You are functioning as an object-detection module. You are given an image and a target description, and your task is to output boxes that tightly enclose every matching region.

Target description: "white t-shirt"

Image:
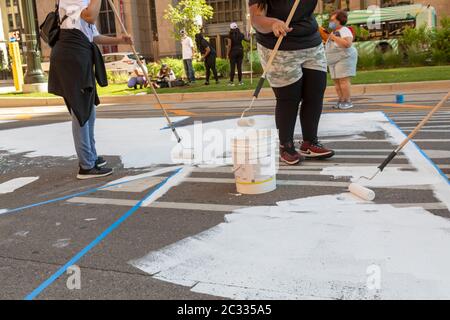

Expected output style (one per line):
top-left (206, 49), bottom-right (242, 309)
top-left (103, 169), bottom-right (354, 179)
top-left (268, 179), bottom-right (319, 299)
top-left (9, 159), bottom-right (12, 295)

top-left (332, 26), bottom-right (353, 48)
top-left (59, 0), bottom-right (100, 42)
top-left (181, 36), bottom-right (194, 60)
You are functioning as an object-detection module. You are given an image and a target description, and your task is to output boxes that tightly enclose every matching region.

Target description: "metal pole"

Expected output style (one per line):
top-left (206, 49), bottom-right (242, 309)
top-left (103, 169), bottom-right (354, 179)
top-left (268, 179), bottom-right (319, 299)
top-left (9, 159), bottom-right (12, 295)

top-left (20, 0), bottom-right (46, 86)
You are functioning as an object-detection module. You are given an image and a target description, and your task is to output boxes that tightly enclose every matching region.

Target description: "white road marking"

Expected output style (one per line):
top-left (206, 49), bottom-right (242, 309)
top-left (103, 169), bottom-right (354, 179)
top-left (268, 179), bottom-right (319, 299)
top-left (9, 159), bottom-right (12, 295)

top-left (0, 177), bottom-right (39, 194)
top-left (322, 139), bottom-right (450, 143)
top-left (181, 177), bottom-right (432, 190)
top-left (104, 176), bottom-right (165, 193)
top-left (68, 197), bottom-right (247, 212)
top-left (68, 197), bottom-right (447, 212)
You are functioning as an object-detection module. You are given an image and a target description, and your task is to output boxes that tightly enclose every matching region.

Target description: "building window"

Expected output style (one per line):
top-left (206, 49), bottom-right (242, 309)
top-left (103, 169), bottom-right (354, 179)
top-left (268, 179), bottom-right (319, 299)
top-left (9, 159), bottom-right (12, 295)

top-left (99, 0), bottom-right (118, 53)
top-left (149, 0), bottom-right (158, 40)
top-left (208, 0), bottom-right (243, 24)
top-left (8, 14), bottom-right (14, 29)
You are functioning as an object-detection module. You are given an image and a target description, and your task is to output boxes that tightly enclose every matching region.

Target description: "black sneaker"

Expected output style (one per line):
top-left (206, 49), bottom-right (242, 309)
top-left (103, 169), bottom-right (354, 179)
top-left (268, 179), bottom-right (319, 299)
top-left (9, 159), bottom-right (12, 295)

top-left (96, 157), bottom-right (107, 168)
top-left (205, 81), bottom-right (210, 85)
top-left (77, 166), bottom-right (113, 180)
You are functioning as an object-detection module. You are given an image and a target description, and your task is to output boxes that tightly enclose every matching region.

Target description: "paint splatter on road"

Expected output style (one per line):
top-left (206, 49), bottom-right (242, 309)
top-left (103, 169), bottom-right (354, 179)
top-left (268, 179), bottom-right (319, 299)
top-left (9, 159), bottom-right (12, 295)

top-left (131, 193), bottom-right (450, 300)
top-left (0, 177), bottom-right (39, 194)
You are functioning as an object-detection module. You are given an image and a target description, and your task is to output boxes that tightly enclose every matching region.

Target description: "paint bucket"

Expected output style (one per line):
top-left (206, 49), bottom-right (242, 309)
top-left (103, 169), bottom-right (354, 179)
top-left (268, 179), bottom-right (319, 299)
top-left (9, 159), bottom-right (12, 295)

top-left (396, 94), bottom-right (405, 104)
top-left (231, 129), bottom-right (278, 195)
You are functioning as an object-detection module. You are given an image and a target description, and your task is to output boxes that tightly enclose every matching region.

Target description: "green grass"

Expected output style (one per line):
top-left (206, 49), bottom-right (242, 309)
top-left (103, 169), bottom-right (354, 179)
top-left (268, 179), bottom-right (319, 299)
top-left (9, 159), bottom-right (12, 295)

top-left (1, 65), bottom-right (449, 98)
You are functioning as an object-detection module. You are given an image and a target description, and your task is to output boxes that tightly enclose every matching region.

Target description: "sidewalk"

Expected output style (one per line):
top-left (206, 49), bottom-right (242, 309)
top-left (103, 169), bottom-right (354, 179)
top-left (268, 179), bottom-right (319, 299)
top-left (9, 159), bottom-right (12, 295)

top-left (0, 80), bottom-right (449, 108)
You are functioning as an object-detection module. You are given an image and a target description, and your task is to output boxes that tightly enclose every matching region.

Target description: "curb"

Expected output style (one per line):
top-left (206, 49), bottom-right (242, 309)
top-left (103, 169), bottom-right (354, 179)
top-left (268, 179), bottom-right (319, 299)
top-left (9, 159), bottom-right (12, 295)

top-left (0, 80), bottom-right (449, 108)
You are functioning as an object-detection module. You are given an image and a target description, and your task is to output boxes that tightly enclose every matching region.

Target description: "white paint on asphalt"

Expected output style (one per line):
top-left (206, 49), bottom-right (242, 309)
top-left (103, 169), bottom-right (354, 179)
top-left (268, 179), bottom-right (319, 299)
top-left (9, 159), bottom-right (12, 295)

top-left (131, 193), bottom-right (450, 300)
top-left (0, 118), bottom-right (188, 168)
top-left (321, 166), bottom-right (441, 188)
top-left (0, 177), bottom-right (39, 194)
top-left (0, 209), bottom-right (6, 215)
top-left (131, 112), bottom-right (450, 300)
top-left (0, 112), bottom-right (400, 168)
top-left (140, 166), bottom-right (193, 207)
top-left (321, 113), bottom-right (450, 209)
top-left (52, 239), bottom-right (71, 249)
top-left (14, 231), bottom-right (30, 237)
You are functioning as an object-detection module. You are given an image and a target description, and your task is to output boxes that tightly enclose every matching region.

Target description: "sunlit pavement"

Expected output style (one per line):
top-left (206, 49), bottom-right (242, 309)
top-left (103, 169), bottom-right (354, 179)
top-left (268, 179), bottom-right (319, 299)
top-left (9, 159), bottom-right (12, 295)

top-left (0, 90), bottom-right (449, 299)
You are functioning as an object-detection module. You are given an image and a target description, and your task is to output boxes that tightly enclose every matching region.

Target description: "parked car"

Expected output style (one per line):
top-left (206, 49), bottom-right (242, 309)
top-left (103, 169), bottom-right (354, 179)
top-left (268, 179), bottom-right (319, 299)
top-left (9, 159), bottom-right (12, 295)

top-left (103, 52), bottom-right (143, 73)
top-left (41, 52), bottom-right (144, 74)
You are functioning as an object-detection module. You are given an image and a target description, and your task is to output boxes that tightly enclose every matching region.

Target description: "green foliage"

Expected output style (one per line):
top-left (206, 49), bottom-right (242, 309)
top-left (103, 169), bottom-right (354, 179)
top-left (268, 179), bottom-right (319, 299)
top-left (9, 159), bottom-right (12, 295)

top-left (399, 25), bottom-right (432, 51)
top-left (164, 0), bottom-right (214, 40)
top-left (106, 70), bottom-right (130, 84)
top-left (357, 49), bottom-right (404, 70)
top-left (353, 25), bottom-right (370, 42)
top-left (216, 58), bottom-right (230, 77)
top-left (430, 16), bottom-right (450, 65)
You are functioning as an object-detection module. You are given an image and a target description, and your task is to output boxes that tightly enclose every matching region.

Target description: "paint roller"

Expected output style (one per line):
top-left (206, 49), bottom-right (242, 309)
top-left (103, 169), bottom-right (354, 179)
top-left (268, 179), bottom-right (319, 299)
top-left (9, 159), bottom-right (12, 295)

top-left (106, 0), bottom-right (194, 161)
top-left (349, 91), bottom-right (450, 201)
top-left (238, 0), bottom-right (301, 127)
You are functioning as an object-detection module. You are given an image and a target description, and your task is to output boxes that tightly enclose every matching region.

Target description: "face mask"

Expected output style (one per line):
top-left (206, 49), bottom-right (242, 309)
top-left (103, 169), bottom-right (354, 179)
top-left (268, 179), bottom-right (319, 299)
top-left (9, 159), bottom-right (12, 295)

top-left (329, 22), bottom-right (337, 30)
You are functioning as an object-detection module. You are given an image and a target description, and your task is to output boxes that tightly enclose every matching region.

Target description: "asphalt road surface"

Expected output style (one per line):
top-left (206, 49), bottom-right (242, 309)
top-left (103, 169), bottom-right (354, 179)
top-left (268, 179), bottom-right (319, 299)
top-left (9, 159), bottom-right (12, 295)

top-left (0, 90), bottom-right (449, 300)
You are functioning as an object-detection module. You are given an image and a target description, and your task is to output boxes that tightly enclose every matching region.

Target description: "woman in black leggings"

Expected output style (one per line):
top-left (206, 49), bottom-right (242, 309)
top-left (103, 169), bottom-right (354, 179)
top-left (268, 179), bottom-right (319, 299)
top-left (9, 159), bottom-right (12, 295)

top-left (227, 23), bottom-right (246, 86)
top-left (195, 33), bottom-right (219, 85)
top-left (249, 0), bottom-right (335, 165)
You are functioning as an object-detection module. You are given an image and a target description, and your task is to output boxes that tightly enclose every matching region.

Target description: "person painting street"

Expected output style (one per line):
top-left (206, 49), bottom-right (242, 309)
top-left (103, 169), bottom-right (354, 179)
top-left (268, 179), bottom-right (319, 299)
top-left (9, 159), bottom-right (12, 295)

top-left (249, 0), bottom-right (335, 165)
top-left (226, 22), bottom-right (247, 86)
top-left (195, 32), bottom-right (219, 85)
top-left (48, 0), bottom-right (132, 180)
top-left (325, 10), bottom-right (358, 110)
top-left (180, 29), bottom-right (196, 84)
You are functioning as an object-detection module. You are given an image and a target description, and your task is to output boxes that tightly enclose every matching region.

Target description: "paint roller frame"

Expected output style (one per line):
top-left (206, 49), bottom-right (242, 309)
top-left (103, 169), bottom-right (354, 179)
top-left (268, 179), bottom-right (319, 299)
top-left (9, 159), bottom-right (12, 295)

top-left (238, 0), bottom-right (301, 127)
top-left (106, 0), bottom-right (194, 161)
top-left (349, 91), bottom-right (450, 201)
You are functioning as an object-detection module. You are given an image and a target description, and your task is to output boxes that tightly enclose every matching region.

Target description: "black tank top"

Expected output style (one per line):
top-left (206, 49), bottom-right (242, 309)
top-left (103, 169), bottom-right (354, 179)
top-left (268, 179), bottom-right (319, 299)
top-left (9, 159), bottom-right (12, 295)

top-left (229, 31), bottom-right (245, 51)
top-left (248, 0), bottom-right (322, 51)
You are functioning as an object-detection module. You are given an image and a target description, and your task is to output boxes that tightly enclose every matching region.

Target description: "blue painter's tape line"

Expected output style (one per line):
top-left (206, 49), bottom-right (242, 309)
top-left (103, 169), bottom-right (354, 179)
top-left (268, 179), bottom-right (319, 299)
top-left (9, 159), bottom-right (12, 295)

top-left (2, 166), bottom-right (182, 216)
top-left (24, 167), bottom-right (183, 301)
top-left (382, 112), bottom-right (449, 185)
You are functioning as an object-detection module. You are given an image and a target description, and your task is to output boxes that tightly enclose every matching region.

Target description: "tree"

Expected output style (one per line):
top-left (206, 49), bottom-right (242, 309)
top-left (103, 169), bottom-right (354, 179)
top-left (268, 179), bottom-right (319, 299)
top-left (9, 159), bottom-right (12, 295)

top-left (164, 0), bottom-right (214, 41)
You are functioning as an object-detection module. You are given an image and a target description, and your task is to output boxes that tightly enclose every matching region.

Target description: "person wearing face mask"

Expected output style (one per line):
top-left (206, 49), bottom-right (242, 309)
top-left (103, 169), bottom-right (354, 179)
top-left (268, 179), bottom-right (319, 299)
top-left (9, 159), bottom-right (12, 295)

top-left (325, 10), bottom-right (358, 110)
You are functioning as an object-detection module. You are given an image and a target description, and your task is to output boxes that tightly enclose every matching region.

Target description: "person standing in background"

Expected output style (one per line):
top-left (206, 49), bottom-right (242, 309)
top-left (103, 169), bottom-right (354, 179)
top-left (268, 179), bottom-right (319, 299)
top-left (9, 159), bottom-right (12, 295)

top-left (326, 10), bottom-right (358, 110)
top-left (180, 30), bottom-right (196, 83)
top-left (226, 22), bottom-right (246, 86)
top-left (195, 33), bottom-right (219, 85)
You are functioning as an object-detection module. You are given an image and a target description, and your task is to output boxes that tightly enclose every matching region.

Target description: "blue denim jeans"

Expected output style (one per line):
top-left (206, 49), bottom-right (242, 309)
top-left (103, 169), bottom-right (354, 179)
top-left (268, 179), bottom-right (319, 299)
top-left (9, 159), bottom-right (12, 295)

top-left (183, 59), bottom-right (196, 82)
top-left (71, 106), bottom-right (98, 170)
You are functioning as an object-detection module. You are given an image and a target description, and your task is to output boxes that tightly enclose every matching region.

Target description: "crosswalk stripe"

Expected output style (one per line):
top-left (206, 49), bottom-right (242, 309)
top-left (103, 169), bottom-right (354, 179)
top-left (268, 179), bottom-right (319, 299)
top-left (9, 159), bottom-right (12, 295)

top-left (280, 163), bottom-right (413, 168)
top-left (322, 139), bottom-right (450, 143)
top-left (67, 197), bottom-right (447, 212)
top-left (194, 167), bottom-right (416, 176)
top-left (68, 197), bottom-right (246, 212)
top-left (182, 177), bottom-right (432, 190)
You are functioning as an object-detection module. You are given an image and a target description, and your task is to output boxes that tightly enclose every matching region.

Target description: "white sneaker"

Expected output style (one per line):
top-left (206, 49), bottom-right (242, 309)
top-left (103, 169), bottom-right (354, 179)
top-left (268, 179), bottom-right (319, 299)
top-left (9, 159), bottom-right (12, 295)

top-left (339, 101), bottom-right (354, 110)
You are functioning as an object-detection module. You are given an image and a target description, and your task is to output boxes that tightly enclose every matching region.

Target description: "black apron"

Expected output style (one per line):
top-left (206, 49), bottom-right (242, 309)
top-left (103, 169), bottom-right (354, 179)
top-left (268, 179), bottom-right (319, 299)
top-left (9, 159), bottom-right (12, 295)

top-left (48, 29), bottom-right (108, 127)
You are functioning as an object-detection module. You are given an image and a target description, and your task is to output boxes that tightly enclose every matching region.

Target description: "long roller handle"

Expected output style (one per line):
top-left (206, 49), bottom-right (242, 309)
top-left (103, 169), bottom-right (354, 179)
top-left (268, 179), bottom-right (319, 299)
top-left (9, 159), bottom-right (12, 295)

top-left (251, 0), bottom-right (301, 99)
top-left (378, 91), bottom-right (450, 172)
top-left (107, 0), bottom-right (182, 143)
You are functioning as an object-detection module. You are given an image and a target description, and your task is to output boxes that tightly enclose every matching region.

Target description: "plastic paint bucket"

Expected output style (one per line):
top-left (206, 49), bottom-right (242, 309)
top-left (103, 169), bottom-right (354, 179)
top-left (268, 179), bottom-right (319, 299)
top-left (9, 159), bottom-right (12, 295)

top-left (396, 94), bottom-right (405, 104)
top-left (231, 129), bottom-right (278, 195)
